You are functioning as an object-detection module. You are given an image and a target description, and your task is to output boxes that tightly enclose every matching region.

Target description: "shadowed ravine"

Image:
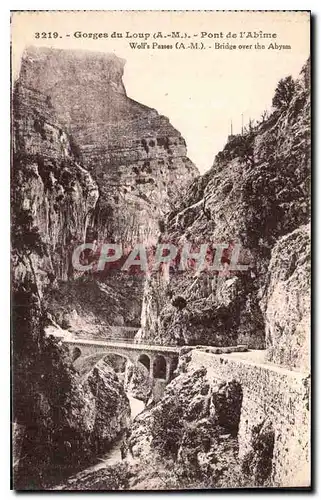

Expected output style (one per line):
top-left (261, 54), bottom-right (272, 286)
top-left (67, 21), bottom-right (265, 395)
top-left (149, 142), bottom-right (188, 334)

top-left (53, 396), bottom-right (145, 490)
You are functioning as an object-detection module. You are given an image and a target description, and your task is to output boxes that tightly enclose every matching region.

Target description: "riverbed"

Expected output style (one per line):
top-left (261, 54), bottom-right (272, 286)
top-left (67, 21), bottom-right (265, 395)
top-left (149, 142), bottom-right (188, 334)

top-left (93, 395), bottom-right (144, 467)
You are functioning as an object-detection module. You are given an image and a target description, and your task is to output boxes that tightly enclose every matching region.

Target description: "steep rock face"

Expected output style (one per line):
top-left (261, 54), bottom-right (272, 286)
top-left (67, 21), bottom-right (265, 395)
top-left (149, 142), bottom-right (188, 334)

top-left (125, 362), bottom-right (152, 403)
top-left (19, 46), bottom-right (198, 244)
top-left (167, 59), bottom-right (310, 247)
top-left (128, 356), bottom-right (245, 489)
top-left (141, 272), bottom-right (259, 347)
top-left (80, 358), bottom-right (131, 447)
top-left (14, 46), bottom-right (197, 334)
top-left (260, 225), bottom-right (310, 371)
top-left (12, 81), bottom-right (134, 335)
top-left (140, 60), bottom-right (310, 350)
top-left (47, 274), bottom-right (143, 337)
top-left (12, 280), bottom-right (131, 490)
top-left (12, 46), bottom-right (198, 487)
top-left (11, 79), bottom-right (130, 488)
top-left (129, 347), bottom-right (310, 488)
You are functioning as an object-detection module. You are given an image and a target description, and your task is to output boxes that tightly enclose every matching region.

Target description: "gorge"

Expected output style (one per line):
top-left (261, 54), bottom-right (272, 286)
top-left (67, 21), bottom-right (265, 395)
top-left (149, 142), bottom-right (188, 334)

top-left (11, 47), bottom-right (310, 490)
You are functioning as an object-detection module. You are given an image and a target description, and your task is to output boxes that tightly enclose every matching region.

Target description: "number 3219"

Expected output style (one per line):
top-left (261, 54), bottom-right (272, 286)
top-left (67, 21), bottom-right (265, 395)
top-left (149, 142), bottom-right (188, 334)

top-left (34, 32), bottom-right (59, 39)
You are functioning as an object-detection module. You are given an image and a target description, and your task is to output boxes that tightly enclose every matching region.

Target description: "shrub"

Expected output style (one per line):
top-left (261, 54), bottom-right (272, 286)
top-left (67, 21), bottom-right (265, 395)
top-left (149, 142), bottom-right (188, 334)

top-left (171, 296), bottom-right (187, 310)
top-left (272, 76), bottom-right (295, 110)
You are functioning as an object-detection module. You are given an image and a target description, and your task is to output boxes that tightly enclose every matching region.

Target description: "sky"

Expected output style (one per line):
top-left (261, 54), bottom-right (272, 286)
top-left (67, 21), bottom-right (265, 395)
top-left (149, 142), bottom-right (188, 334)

top-left (11, 11), bottom-right (310, 173)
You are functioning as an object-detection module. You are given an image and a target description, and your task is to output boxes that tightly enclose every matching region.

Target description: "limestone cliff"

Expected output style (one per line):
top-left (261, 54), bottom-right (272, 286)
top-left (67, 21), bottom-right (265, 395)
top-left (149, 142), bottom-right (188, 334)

top-left (12, 46), bottom-right (310, 490)
top-left (126, 59), bottom-right (311, 490)
top-left (19, 46), bottom-right (198, 244)
top-left (12, 82), bottom-right (99, 286)
top-left (12, 82), bottom-right (132, 488)
top-left (12, 278), bottom-right (131, 490)
top-left (140, 60), bottom-right (310, 361)
top-left (128, 347), bottom-right (309, 488)
top-left (14, 46), bottom-right (197, 335)
top-left (260, 224), bottom-right (310, 371)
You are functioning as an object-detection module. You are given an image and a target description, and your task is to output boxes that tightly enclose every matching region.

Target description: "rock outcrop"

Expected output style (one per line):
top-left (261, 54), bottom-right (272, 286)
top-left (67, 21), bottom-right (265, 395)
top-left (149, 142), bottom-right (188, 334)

top-left (12, 280), bottom-right (131, 490)
top-left (140, 59), bottom-right (310, 352)
top-left (128, 355), bottom-right (246, 489)
top-left (12, 47), bottom-right (310, 490)
top-left (80, 358), bottom-right (131, 447)
top-left (260, 224), bottom-right (310, 371)
top-left (125, 60), bottom-right (311, 489)
top-left (13, 46), bottom-right (198, 335)
top-left (128, 346), bottom-right (310, 488)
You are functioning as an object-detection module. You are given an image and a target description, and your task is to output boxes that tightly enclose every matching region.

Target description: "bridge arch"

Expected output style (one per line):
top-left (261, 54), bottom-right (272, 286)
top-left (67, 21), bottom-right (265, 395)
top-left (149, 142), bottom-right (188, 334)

top-left (153, 354), bottom-right (167, 380)
top-left (137, 353), bottom-right (151, 373)
top-left (102, 353), bottom-right (128, 374)
top-left (62, 339), bottom-right (180, 385)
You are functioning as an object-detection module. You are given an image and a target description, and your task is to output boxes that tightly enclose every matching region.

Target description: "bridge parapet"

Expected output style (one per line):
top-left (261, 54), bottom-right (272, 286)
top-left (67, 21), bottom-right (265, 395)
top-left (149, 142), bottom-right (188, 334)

top-left (62, 338), bottom-right (181, 383)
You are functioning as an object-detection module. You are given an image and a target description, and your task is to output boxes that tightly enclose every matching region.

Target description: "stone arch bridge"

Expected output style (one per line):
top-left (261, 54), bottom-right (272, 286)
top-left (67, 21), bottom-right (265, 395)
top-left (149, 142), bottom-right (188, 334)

top-left (62, 338), bottom-right (181, 383)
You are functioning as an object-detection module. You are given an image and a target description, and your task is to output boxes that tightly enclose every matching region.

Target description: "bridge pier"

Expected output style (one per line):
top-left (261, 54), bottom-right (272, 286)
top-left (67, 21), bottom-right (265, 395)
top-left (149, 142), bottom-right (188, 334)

top-left (165, 358), bottom-right (172, 382)
top-left (149, 355), bottom-right (155, 380)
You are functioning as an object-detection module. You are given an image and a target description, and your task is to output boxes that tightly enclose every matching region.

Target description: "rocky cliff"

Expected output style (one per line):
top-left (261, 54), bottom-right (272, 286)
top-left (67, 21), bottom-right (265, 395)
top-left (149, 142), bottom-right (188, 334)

top-left (12, 279), bottom-right (131, 490)
top-left (140, 60), bottom-right (310, 366)
top-left (58, 60), bottom-right (310, 490)
top-left (54, 343), bottom-right (310, 490)
top-left (125, 60), bottom-right (311, 489)
top-left (14, 46), bottom-right (197, 335)
top-left (12, 46), bottom-right (198, 489)
top-left (12, 47), bottom-right (310, 490)
top-left (12, 82), bottom-right (99, 285)
top-left (11, 88), bottom-right (132, 488)
top-left (261, 224), bottom-right (310, 371)
top-left (128, 347), bottom-right (310, 489)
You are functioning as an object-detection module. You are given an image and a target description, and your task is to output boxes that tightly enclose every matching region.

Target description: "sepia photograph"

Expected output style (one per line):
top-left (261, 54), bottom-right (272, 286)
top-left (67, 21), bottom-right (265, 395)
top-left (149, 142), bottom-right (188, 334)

top-left (10, 10), bottom-right (311, 491)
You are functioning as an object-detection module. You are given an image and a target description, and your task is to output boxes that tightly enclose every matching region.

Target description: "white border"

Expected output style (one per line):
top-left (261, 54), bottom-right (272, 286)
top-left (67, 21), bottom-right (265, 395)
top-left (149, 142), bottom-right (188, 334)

top-left (2, 1), bottom-right (319, 497)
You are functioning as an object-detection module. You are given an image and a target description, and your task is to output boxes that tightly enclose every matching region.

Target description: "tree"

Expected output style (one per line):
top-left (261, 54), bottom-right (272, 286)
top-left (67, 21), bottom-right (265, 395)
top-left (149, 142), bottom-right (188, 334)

top-left (272, 76), bottom-right (295, 110)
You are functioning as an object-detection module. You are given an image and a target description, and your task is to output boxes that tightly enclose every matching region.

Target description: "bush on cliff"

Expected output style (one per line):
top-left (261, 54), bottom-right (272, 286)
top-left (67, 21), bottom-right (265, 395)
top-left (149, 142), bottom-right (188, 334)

top-left (272, 75), bottom-right (296, 110)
